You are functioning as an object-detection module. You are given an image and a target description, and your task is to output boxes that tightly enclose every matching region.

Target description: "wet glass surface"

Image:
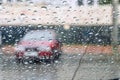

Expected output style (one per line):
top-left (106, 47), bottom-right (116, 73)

top-left (0, 0), bottom-right (120, 80)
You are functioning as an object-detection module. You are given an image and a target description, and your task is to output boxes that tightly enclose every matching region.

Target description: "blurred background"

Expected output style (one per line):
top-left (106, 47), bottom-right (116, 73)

top-left (0, 1), bottom-right (120, 80)
top-left (0, 0), bottom-right (117, 54)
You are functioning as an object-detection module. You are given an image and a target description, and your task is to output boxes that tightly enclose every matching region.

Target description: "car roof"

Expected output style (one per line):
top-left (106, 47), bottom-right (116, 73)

top-left (28, 29), bottom-right (55, 34)
top-left (22, 29), bottom-right (57, 40)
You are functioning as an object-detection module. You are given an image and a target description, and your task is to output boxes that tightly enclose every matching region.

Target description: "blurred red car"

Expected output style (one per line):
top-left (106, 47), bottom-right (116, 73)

top-left (14, 29), bottom-right (62, 63)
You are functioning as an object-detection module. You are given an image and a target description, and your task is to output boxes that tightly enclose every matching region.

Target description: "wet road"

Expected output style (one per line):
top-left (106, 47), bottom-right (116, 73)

top-left (0, 53), bottom-right (120, 80)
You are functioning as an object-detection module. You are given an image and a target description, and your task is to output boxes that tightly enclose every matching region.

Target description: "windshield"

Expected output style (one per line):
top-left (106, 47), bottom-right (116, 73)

top-left (0, 0), bottom-right (120, 80)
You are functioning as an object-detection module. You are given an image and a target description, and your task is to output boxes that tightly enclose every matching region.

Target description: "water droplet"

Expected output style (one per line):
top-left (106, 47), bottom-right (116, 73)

top-left (41, 6), bottom-right (47, 10)
top-left (37, 24), bottom-right (42, 27)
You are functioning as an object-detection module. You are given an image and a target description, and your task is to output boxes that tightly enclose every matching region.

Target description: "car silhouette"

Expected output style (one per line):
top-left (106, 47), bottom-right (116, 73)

top-left (14, 29), bottom-right (62, 63)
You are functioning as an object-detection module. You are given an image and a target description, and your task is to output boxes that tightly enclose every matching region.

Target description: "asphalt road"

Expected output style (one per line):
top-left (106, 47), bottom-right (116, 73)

top-left (0, 53), bottom-right (120, 80)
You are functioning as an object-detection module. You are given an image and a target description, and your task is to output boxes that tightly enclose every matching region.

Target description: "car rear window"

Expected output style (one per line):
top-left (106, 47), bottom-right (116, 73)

top-left (22, 30), bottom-right (56, 41)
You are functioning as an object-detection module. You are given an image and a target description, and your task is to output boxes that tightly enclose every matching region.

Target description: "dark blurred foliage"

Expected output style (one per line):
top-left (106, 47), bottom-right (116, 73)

top-left (78, 0), bottom-right (112, 6)
top-left (0, 25), bottom-right (112, 45)
top-left (99, 0), bottom-right (112, 4)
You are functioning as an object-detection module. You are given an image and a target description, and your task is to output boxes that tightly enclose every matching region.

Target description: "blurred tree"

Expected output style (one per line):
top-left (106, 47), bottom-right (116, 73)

top-left (99, 0), bottom-right (112, 4)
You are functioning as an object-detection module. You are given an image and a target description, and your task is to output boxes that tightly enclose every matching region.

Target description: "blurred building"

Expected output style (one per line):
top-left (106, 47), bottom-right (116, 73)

top-left (0, 0), bottom-right (99, 6)
top-left (0, 0), bottom-right (114, 26)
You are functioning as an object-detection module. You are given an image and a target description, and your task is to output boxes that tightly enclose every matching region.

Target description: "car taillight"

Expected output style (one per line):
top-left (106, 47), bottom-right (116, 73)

top-left (38, 51), bottom-right (52, 56)
top-left (50, 40), bottom-right (59, 49)
top-left (16, 51), bottom-right (24, 58)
